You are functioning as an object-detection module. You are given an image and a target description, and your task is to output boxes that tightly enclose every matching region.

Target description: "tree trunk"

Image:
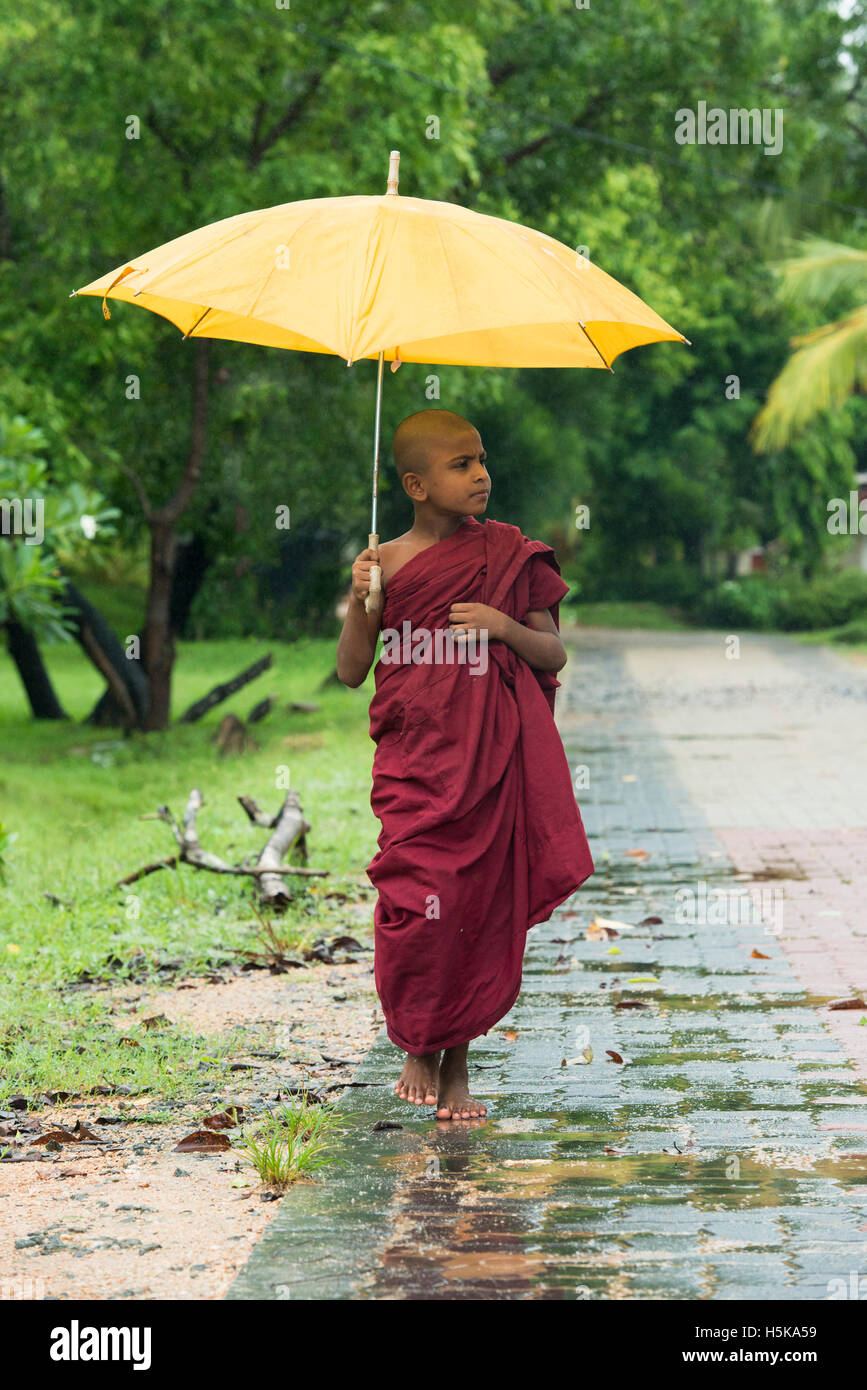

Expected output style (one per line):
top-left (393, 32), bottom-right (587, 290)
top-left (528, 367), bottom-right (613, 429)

top-left (171, 531), bottom-right (211, 636)
top-left (142, 339), bottom-right (211, 731)
top-left (61, 580), bottom-right (149, 729)
top-left (143, 516), bottom-right (178, 731)
top-left (86, 532), bottom-right (212, 727)
top-left (4, 620), bottom-right (69, 719)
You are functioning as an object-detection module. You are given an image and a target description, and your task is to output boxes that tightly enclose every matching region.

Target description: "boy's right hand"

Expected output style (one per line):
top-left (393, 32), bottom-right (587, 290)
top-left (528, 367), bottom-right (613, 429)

top-left (350, 547), bottom-right (381, 603)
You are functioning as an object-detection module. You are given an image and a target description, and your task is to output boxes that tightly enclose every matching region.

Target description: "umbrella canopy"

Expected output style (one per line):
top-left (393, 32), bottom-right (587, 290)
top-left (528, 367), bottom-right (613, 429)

top-left (73, 191), bottom-right (687, 371)
top-left (73, 151), bottom-right (689, 614)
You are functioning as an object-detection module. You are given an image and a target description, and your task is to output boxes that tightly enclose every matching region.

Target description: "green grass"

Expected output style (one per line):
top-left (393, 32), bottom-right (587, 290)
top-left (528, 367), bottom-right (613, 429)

top-left (562, 600), bottom-right (691, 630)
top-left (238, 1085), bottom-right (343, 1188)
top-left (0, 635), bottom-right (379, 1103)
top-left (793, 625), bottom-right (867, 655)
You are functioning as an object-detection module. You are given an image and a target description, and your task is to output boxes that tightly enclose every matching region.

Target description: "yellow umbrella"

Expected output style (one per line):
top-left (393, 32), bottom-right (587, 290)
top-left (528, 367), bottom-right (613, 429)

top-left (72, 150), bottom-right (689, 611)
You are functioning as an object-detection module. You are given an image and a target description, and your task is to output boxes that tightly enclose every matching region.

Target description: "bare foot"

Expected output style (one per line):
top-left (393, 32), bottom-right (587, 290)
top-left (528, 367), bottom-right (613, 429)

top-left (436, 1042), bottom-right (488, 1120)
top-left (395, 1051), bottom-right (440, 1106)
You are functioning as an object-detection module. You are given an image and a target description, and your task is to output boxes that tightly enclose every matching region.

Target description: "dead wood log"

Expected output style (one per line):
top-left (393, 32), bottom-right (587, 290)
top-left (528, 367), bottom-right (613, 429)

top-left (177, 653), bottom-right (272, 724)
top-left (118, 787), bottom-right (325, 907)
top-left (211, 713), bottom-right (259, 756)
top-left (247, 695), bottom-right (274, 724)
top-left (253, 790), bottom-right (312, 908)
top-left (237, 795), bottom-right (276, 828)
top-left (238, 794), bottom-right (309, 863)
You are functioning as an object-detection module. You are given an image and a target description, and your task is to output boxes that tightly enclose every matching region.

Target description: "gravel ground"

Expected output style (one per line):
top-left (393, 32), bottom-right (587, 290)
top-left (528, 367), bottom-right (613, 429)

top-left (1, 957), bottom-right (382, 1300)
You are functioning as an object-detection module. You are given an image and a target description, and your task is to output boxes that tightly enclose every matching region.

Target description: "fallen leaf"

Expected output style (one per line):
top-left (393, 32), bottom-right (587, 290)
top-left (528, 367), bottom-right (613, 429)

top-left (372, 1120), bottom-right (402, 1131)
top-left (627, 976), bottom-right (659, 983)
top-left (173, 1130), bottom-right (231, 1153)
top-left (625, 849), bottom-right (649, 859)
top-left (29, 1128), bottom-right (78, 1146)
top-left (615, 1000), bottom-right (650, 1010)
top-left (72, 1121), bottom-right (102, 1141)
top-left (586, 922), bottom-right (617, 941)
top-left (640, 915), bottom-right (663, 925)
top-left (606, 946), bottom-right (622, 955)
top-left (503, 1030), bottom-right (518, 1043)
top-left (591, 915), bottom-right (636, 933)
top-left (142, 1014), bottom-right (170, 1030)
top-left (828, 997), bottom-right (866, 1011)
top-left (203, 1108), bottom-right (245, 1130)
top-left (605, 1050), bottom-right (624, 1064)
top-left (749, 948), bottom-right (771, 959)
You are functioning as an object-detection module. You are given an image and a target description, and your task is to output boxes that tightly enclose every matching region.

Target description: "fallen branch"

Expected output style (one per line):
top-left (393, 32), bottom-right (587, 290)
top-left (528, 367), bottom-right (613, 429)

top-left (177, 653), bottom-right (273, 724)
top-left (118, 787), bottom-right (325, 906)
top-left (117, 855), bottom-right (180, 886)
top-left (254, 789), bottom-right (311, 907)
top-left (247, 696), bottom-right (274, 724)
top-left (237, 794), bottom-right (308, 863)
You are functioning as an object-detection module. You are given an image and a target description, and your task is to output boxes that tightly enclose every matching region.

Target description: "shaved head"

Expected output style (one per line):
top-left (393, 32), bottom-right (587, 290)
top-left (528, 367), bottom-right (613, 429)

top-left (393, 410), bottom-right (478, 481)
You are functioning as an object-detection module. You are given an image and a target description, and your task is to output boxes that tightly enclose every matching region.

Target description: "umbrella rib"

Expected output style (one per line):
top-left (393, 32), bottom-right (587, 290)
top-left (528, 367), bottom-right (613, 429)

top-left (577, 321), bottom-right (614, 373)
top-left (183, 307), bottom-right (213, 339)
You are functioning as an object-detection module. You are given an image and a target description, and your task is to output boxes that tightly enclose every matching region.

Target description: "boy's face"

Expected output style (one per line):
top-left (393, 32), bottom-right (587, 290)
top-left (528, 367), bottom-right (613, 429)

top-left (405, 427), bottom-right (491, 515)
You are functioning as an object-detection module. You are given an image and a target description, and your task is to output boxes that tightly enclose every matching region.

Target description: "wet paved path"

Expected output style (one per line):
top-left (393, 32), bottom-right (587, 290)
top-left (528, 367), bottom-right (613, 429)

top-left (229, 629), bottom-right (867, 1300)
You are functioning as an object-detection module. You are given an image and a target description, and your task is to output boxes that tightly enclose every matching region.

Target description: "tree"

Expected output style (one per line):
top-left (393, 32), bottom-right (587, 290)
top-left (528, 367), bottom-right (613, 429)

top-left (750, 238), bottom-right (867, 451)
top-left (0, 412), bottom-right (121, 717)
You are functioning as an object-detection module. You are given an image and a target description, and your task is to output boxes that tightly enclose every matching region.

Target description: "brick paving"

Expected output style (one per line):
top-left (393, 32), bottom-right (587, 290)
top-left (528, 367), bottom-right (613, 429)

top-left (229, 627), bottom-right (867, 1301)
top-left (584, 629), bottom-right (867, 1078)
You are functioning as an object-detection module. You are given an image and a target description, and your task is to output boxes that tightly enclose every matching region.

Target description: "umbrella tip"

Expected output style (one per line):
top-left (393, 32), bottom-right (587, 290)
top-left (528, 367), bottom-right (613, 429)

top-left (387, 150), bottom-right (400, 196)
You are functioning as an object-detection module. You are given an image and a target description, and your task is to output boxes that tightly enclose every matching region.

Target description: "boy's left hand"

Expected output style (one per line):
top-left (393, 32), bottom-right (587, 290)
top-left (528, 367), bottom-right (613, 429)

top-left (448, 602), bottom-right (507, 642)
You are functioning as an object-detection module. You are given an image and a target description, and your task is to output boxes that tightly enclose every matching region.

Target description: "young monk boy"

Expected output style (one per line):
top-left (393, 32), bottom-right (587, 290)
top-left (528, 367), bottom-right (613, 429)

top-left (337, 409), bottom-right (594, 1120)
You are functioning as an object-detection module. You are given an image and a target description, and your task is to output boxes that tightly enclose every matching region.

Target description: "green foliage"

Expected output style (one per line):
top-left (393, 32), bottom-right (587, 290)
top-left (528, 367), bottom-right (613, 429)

top-left (0, 410), bottom-right (119, 636)
top-left (830, 618), bottom-right (867, 644)
top-left (697, 576), bottom-right (780, 630)
top-left (696, 567), bottom-right (867, 631)
top-left (1, 0), bottom-right (866, 630)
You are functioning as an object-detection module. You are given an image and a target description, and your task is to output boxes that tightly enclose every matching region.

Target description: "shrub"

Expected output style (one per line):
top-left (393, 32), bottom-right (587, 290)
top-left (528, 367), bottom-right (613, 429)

top-left (696, 576), bottom-right (778, 630)
top-left (830, 618), bottom-right (867, 644)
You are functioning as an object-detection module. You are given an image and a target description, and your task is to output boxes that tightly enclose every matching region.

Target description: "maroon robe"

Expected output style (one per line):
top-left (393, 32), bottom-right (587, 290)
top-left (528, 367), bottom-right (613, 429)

top-left (365, 515), bottom-right (594, 1054)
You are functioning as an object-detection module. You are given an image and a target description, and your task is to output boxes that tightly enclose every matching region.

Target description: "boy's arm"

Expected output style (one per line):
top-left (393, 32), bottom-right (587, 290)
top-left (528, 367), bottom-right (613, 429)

top-left (337, 547), bottom-right (383, 687)
top-left (449, 603), bottom-right (567, 673)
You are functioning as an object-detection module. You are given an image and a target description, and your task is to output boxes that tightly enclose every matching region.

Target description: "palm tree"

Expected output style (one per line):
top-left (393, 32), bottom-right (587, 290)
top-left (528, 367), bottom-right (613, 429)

top-left (750, 237), bottom-right (867, 453)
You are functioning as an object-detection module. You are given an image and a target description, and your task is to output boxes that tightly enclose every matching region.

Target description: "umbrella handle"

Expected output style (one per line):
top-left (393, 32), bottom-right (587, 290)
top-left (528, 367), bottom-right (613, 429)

top-left (364, 531), bottom-right (382, 616)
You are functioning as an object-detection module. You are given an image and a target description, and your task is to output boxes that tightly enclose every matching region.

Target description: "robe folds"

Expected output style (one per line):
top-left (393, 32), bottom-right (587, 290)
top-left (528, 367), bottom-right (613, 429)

top-left (365, 514), bottom-right (594, 1054)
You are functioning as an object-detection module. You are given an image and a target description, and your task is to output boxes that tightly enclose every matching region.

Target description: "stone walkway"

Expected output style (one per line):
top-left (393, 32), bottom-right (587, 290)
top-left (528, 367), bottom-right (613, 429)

top-left (228, 628), bottom-right (867, 1301)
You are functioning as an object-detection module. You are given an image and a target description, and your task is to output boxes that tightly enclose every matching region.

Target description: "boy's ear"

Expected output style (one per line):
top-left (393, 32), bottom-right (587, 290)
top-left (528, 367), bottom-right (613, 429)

top-left (402, 472), bottom-right (427, 501)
